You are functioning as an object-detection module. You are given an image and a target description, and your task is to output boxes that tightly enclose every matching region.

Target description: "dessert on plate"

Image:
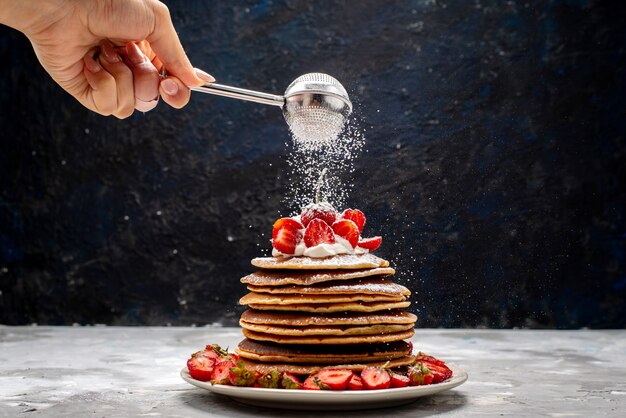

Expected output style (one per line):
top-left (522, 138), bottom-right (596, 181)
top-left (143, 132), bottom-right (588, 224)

top-left (186, 201), bottom-right (454, 390)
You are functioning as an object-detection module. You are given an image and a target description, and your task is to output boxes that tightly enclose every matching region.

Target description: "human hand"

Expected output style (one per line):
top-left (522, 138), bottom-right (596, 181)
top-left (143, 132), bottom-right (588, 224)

top-left (0, 0), bottom-right (214, 118)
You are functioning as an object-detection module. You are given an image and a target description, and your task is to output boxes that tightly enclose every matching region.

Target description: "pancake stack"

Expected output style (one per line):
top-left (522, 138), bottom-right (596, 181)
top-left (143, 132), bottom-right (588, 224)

top-left (235, 253), bottom-right (417, 375)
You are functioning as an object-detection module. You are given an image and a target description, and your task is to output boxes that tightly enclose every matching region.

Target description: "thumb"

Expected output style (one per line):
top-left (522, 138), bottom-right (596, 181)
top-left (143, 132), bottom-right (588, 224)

top-left (146, 2), bottom-right (211, 87)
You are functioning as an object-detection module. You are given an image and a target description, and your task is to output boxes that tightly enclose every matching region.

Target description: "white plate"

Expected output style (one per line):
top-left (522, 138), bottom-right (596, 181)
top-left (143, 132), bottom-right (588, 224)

top-left (180, 365), bottom-right (468, 411)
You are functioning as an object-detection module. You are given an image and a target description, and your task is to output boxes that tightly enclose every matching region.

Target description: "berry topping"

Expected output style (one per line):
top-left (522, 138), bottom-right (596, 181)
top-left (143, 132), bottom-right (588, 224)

top-left (271, 218), bottom-right (303, 254)
top-left (301, 202), bottom-right (337, 227)
top-left (358, 236), bottom-right (382, 251)
top-left (348, 374), bottom-right (364, 390)
top-left (316, 369), bottom-right (353, 390)
top-left (281, 372), bottom-right (303, 390)
top-left (341, 209), bottom-right (366, 232)
top-left (303, 218), bottom-right (336, 247)
top-left (331, 219), bottom-right (359, 248)
top-left (186, 354), bottom-right (215, 382)
top-left (361, 366), bottom-right (391, 390)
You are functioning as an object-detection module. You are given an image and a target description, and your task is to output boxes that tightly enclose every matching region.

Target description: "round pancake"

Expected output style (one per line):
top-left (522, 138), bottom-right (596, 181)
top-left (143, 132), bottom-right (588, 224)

top-left (239, 292), bottom-right (405, 306)
top-left (242, 328), bottom-right (414, 344)
top-left (240, 309), bottom-right (418, 326)
top-left (251, 254), bottom-right (390, 270)
top-left (246, 277), bottom-right (410, 298)
top-left (239, 356), bottom-right (417, 375)
top-left (240, 267), bottom-right (395, 287)
top-left (240, 320), bottom-right (415, 336)
top-left (247, 300), bottom-right (411, 313)
top-left (236, 338), bottom-right (412, 364)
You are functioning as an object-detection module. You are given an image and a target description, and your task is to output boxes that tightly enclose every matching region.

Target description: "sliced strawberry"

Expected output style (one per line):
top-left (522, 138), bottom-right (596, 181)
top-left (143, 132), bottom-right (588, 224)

top-left (316, 369), bottom-right (353, 390)
top-left (332, 220), bottom-right (359, 248)
top-left (361, 366), bottom-right (391, 390)
top-left (408, 362), bottom-right (434, 386)
top-left (301, 202), bottom-right (337, 227)
top-left (414, 352), bottom-right (453, 382)
top-left (348, 374), bottom-right (364, 390)
top-left (303, 374), bottom-right (326, 390)
top-left (281, 372), bottom-right (303, 390)
top-left (422, 362), bottom-right (452, 383)
top-left (228, 360), bottom-right (260, 387)
top-left (257, 368), bottom-right (281, 388)
top-left (358, 236), bottom-right (382, 251)
top-left (341, 209), bottom-right (366, 232)
top-left (303, 218), bottom-right (335, 247)
top-left (210, 360), bottom-right (235, 385)
top-left (389, 372), bottom-right (410, 388)
top-left (202, 344), bottom-right (231, 362)
top-left (416, 352), bottom-right (447, 367)
top-left (272, 217), bottom-right (303, 254)
top-left (187, 355), bottom-right (215, 382)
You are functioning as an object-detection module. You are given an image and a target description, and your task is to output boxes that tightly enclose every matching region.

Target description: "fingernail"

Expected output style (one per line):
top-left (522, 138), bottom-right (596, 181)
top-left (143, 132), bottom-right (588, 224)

top-left (126, 42), bottom-right (146, 65)
top-left (84, 55), bottom-right (102, 73)
top-left (161, 79), bottom-right (179, 96)
top-left (195, 68), bottom-right (215, 83)
top-left (101, 41), bottom-right (121, 64)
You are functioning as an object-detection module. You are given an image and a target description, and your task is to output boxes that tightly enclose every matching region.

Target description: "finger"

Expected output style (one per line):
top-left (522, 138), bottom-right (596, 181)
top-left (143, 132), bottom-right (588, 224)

top-left (99, 40), bottom-right (135, 119)
top-left (82, 52), bottom-right (119, 116)
top-left (159, 76), bottom-right (191, 109)
top-left (135, 96), bottom-right (159, 113)
top-left (124, 42), bottom-right (160, 111)
top-left (147, 1), bottom-right (215, 87)
top-left (136, 40), bottom-right (156, 60)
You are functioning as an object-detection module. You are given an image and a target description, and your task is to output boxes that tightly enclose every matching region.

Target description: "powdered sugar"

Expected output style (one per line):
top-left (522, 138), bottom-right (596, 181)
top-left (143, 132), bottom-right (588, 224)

top-left (282, 117), bottom-right (365, 213)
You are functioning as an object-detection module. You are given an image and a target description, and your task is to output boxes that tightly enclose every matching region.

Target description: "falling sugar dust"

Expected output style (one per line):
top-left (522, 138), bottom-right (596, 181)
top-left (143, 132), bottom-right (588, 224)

top-left (281, 117), bottom-right (365, 213)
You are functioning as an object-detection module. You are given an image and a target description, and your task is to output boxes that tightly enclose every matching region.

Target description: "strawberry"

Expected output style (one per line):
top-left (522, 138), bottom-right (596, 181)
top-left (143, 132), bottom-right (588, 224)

top-left (331, 220), bottom-right (359, 248)
top-left (228, 360), bottom-right (260, 387)
top-left (341, 209), bottom-right (366, 232)
top-left (202, 344), bottom-right (231, 362)
top-left (416, 352), bottom-right (447, 367)
top-left (303, 218), bottom-right (335, 247)
top-left (272, 217), bottom-right (303, 254)
top-left (187, 354), bottom-right (215, 382)
top-left (408, 362), bottom-right (434, 386)
top-left (348, 374), bottom-right (364, 390)
top-left (422, 362), bottom-right (452, 383)
top-left (358, 236), bottom-right (382, 251)
top-left (303, 374), bottom-right (327, 390)
top-left (281, 372), bottom-right (303, 390)
top-left (316, 369), bottom-right (353, 390)
top-left (360, 366), bottom-right (391, 390)
top-left (301, 202), bottom-right (337, 227)
top-left (257, 368), bottom-right (281, 388)
top-left (414, 352), bottom-right (453, 382)
top-left (210, 360), bottom-right (235, 385)
top-left (389, 372), bottom-right (410, 388)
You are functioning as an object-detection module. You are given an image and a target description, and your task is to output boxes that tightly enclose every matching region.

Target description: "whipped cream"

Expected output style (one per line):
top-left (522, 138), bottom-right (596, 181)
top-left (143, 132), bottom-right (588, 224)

top-left (272, 231), bottom-right (369, 258)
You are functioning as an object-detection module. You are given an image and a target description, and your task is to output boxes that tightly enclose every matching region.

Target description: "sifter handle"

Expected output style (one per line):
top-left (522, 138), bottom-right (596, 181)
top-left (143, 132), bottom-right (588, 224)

top-left (190, 83), bottom-right (285, 107)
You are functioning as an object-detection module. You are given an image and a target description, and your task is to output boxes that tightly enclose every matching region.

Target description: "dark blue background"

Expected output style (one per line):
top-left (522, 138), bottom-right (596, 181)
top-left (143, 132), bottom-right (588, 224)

top-left (1, 0), bottom-right (624, 328)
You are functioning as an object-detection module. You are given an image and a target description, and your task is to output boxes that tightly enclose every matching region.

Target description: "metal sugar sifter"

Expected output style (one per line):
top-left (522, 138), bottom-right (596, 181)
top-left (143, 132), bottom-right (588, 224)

top-left (189, 73), bottom-right (352, 143)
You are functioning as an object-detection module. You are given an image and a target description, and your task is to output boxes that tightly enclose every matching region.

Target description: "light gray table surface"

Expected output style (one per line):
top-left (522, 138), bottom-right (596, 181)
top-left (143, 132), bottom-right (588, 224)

top-left (0, 326), bottom-right (624, 417)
